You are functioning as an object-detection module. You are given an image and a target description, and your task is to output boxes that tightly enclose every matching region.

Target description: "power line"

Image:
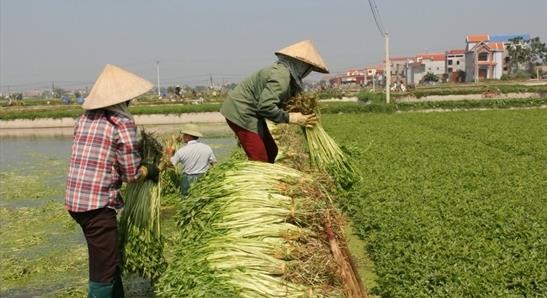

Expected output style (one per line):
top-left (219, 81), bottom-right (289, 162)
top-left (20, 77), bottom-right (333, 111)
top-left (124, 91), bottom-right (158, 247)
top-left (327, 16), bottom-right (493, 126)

top-left (367, 0), bottom-right (386, 37)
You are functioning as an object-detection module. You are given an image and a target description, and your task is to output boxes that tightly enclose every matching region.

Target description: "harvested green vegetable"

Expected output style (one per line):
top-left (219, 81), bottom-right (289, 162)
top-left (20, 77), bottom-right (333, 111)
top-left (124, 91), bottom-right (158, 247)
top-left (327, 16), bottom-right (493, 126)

top-left (285, 93), bottom-right (360, 189)
top-left (119, 129), bottom-right (166, 281)
top-left (159, 134), bottom-right (182, 205)
top-left (155, 160), bottom-right (345, 297)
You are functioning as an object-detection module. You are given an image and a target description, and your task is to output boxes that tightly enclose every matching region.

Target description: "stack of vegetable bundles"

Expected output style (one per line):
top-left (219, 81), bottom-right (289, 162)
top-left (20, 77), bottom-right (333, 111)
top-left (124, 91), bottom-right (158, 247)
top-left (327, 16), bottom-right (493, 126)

top-left (119, 129), bottom-right (166, 281)
top-left (155, 160), bottom-right (356, 297)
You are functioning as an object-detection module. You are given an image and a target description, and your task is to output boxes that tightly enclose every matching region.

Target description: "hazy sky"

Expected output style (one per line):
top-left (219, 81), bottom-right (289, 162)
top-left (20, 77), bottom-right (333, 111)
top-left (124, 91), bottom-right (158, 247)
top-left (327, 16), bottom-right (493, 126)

top-left (1, 0), bottom-right (546, 91)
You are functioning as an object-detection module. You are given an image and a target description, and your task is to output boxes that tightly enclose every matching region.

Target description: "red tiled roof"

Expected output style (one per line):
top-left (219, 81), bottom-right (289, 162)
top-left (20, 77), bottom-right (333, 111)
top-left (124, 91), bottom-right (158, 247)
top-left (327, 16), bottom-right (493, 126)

top-left (416, 53), bottom-right (446, 61)
top-left (390, 56), bottom-right (412, 61)
top-left (447, 49), bottom-right (465, 55)
top-left (471, 41), bottom-right (505, 52)
top-left (467, 34), bottom-right (489, 43)
top-left (487, 42), bottom-right (504, 51)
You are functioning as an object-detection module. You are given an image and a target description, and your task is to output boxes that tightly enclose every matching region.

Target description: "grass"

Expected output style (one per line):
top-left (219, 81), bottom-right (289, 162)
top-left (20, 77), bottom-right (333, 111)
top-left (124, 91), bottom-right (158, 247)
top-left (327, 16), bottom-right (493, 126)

top-left (322, 109), bottom-right (547, 296)
top-left (322, 97), bottom-right (547, 114)
top-left (411, 83), bottom-right (547, 98)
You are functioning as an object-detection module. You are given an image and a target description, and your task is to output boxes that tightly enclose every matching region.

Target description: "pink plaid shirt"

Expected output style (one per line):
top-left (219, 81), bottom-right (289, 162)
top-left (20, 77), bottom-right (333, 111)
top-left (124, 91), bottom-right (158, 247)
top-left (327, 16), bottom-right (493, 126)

top-left (65, 110), bottom-right (141, 212)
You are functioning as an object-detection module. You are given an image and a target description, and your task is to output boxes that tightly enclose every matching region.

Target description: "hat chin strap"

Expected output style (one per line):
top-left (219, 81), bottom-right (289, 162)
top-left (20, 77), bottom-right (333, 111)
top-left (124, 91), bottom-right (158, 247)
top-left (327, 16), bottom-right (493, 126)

top-left (301, 66), bottom-right (312, 79)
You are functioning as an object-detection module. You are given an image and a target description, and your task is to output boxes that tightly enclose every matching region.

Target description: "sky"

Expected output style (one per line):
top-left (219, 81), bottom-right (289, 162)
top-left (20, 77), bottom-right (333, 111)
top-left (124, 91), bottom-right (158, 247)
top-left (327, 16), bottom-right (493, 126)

top-left (1, 0), bottom-right (546, 92)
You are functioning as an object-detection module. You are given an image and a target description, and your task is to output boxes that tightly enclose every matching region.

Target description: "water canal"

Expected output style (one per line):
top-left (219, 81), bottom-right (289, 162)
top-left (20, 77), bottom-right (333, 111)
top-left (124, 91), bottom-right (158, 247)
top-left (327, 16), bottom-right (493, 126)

top-left (0, 123), bottom-right (237, 297)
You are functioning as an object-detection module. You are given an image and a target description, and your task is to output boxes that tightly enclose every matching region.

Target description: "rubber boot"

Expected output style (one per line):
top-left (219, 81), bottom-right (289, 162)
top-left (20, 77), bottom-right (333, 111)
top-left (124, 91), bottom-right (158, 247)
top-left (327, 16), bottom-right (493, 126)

top-left (88, 281), bottom-right (113, 298)
top-left (112, 275), bottom-right (125, 298)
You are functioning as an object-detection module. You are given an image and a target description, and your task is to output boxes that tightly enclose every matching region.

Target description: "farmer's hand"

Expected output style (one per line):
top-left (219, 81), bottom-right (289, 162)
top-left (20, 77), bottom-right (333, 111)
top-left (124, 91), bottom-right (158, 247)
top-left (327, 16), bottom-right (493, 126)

top-left (289, 112), bottom-right (318, 128)
top-left (138, 162), bottom-right (159, 183)
top-left (165, 147), bottom-right (175, 157)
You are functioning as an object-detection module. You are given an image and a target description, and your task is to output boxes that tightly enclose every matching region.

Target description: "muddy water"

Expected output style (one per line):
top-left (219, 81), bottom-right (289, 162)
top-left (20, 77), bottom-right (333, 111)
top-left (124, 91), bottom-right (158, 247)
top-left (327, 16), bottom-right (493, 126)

top-left (0, 123), bottom-right (237, 297)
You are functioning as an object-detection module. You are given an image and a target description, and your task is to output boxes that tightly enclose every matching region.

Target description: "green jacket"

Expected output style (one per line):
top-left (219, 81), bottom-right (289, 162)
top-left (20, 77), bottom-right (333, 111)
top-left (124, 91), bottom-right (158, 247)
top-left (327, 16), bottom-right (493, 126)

top-left (220, 62), bottom-right (299, 133)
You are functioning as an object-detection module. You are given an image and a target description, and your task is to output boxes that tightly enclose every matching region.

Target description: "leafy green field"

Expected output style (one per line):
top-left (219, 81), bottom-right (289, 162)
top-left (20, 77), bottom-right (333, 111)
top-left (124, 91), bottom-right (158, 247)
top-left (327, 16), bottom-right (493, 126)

top-left (411, 83), bottom-right (547, 98)
top-left (323, 110), bottom-right (547, 296)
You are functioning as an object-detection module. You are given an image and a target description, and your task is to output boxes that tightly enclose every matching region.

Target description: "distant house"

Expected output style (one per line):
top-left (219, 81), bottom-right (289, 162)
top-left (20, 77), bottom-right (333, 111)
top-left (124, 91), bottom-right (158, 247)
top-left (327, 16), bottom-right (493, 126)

top-left (385, 57), bottom-right (413, 84)
top-left (328, 68), bottom-right (365, 86)
top-left (406, 53), bottom-right (446, 85)
top-left (464, 33), bottom-right (530, 82)
top-left (364, 64), bottom-right (384, 86)
top-left (446, 49), bottom-right (466, 82)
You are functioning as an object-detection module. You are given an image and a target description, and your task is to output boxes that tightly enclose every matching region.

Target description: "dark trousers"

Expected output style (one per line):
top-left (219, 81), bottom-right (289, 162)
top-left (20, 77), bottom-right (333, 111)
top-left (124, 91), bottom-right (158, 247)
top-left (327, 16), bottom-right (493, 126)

top-left (226, 119), bottom-right (278, 163)
top-left (181, 173), bottom-right (203, 197)
top-left (69, 207), bottom-right (121, 283)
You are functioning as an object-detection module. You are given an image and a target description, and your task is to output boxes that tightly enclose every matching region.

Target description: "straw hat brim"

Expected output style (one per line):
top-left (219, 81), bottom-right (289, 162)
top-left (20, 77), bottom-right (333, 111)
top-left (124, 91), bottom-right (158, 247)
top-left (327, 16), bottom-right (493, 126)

top-left (275, 53), bottom-right (329, 74)
top-left (275, 40), bottom-right (329, 74)
top-left (180, 124), bottom-right (203, 138)
top-left (181, 129), bottom-right (203, 138)
top-left (82, 64), bottom-right (153, 110)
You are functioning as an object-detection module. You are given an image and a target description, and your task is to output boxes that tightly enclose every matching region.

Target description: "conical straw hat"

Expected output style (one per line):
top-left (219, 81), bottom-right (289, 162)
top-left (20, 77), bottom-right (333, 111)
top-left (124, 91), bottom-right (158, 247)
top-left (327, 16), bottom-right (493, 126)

top-left (83, 64), bottom-right (153, 110)
top-left (275, 40), bottom-right (329, 73)
top-left (180, 124), bottom-right (203, 138)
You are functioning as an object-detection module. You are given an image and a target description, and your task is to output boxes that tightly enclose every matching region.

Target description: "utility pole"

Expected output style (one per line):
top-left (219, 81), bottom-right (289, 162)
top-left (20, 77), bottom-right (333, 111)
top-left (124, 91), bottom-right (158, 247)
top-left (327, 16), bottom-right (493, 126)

top-left (385, 32), bottom-right (391, 104)
top-left (474, 52), bottom-right (479, 84)
top-left (372, 71), bottom-right (376, 91)
top-left (156, 60), bottom-right (161, 98)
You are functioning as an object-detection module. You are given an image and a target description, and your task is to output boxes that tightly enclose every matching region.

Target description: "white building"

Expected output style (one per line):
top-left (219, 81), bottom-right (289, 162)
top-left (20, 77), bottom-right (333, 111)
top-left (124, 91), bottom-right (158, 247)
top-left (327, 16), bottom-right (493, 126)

top-left (406, 53), bottom-right (446, 85)
top-left (464, 33), bottom-right (530, 82)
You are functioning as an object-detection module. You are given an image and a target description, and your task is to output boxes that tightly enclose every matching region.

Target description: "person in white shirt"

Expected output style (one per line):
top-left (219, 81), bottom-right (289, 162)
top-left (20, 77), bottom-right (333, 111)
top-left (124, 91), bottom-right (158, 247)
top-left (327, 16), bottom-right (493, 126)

top-left (167, 124), bottom-right (217, 197)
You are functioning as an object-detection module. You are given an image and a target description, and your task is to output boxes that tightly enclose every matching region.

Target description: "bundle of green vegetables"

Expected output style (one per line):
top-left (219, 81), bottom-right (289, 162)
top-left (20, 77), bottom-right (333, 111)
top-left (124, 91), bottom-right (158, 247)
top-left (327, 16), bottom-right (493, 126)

top-left (284, 93), bottom-right (360, 190)
top-left (155, 160), bottom-right (345, 297)
top-left (119, 129), bottom-right (166, 281)
top-left (159, 135), bottom-right (182, 204)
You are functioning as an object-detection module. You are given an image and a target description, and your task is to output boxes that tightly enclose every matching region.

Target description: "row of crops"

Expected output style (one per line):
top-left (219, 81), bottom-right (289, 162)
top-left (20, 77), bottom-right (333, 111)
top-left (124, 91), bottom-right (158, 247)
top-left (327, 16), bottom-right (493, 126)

top-left (324, 109), bottom-right (547, 296)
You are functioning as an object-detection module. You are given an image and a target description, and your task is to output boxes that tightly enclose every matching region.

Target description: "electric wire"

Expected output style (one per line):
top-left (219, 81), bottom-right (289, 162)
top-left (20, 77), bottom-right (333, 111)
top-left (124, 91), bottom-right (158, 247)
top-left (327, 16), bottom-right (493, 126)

top-left (367, 0), bottom-right (386, 37)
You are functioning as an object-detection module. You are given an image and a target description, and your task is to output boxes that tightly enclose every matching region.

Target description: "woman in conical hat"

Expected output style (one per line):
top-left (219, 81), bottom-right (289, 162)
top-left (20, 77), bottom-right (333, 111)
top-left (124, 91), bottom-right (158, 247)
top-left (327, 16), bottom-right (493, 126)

top-left (65, 64), bottom-right (158, 297)
top-left (220, 40), bottom-right (329, 163)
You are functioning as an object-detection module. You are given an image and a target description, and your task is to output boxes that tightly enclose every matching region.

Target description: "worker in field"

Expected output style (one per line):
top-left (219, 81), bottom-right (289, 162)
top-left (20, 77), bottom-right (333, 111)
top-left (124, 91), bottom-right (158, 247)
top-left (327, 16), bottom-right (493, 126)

top-left (220, 40), bottom-right (329, 163)
top-left (166, 124), bottom-right (217, 197)
top-left (65, 64), bottom-right (158, 298)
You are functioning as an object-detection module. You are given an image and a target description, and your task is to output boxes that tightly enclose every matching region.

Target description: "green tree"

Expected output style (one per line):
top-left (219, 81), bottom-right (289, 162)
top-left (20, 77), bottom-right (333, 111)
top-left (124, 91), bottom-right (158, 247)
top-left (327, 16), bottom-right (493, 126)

top-left (506, 36), bottom-right (546, 77)
top-left (506, 37), bottom-right (530, 75)
top-left (529, 37), bottom-right (547, 65)
top-left (167, 86), bottom-right (175, 95)
top-left (423, 72), bottom-right (438, 82)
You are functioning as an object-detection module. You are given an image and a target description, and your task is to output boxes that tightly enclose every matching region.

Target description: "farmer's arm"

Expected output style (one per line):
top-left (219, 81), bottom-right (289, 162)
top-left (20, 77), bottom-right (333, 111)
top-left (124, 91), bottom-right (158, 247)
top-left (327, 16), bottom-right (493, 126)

top-left (209, 148), bottom-right (217, 165)
top-left (115, 120), bottom-right (142, 183)
top-left (170, 149), bottom-right (182, 166)
top-left (256, 68), bottom-right (290, 123)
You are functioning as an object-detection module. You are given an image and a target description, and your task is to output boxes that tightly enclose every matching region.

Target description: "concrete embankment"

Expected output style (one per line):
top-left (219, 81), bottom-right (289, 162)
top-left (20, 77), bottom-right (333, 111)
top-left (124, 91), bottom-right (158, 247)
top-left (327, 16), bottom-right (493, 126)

top-left (0, 112), bottom-right (224, 129)
top-left (0, 112), bottom-right (225, 137)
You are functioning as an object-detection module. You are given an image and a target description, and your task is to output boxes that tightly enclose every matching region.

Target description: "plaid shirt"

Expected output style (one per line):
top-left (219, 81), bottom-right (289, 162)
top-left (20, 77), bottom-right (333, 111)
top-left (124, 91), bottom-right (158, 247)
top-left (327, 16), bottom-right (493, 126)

top-left (65, 110), bottom-right (141, 212)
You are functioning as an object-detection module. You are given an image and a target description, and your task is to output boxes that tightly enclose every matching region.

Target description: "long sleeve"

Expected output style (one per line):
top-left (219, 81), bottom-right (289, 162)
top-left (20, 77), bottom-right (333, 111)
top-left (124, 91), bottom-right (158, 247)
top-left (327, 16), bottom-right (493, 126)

top-left (256, 69), bottom-right (290, 123)
top-left (115, 120), bottom-right (141, 183)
